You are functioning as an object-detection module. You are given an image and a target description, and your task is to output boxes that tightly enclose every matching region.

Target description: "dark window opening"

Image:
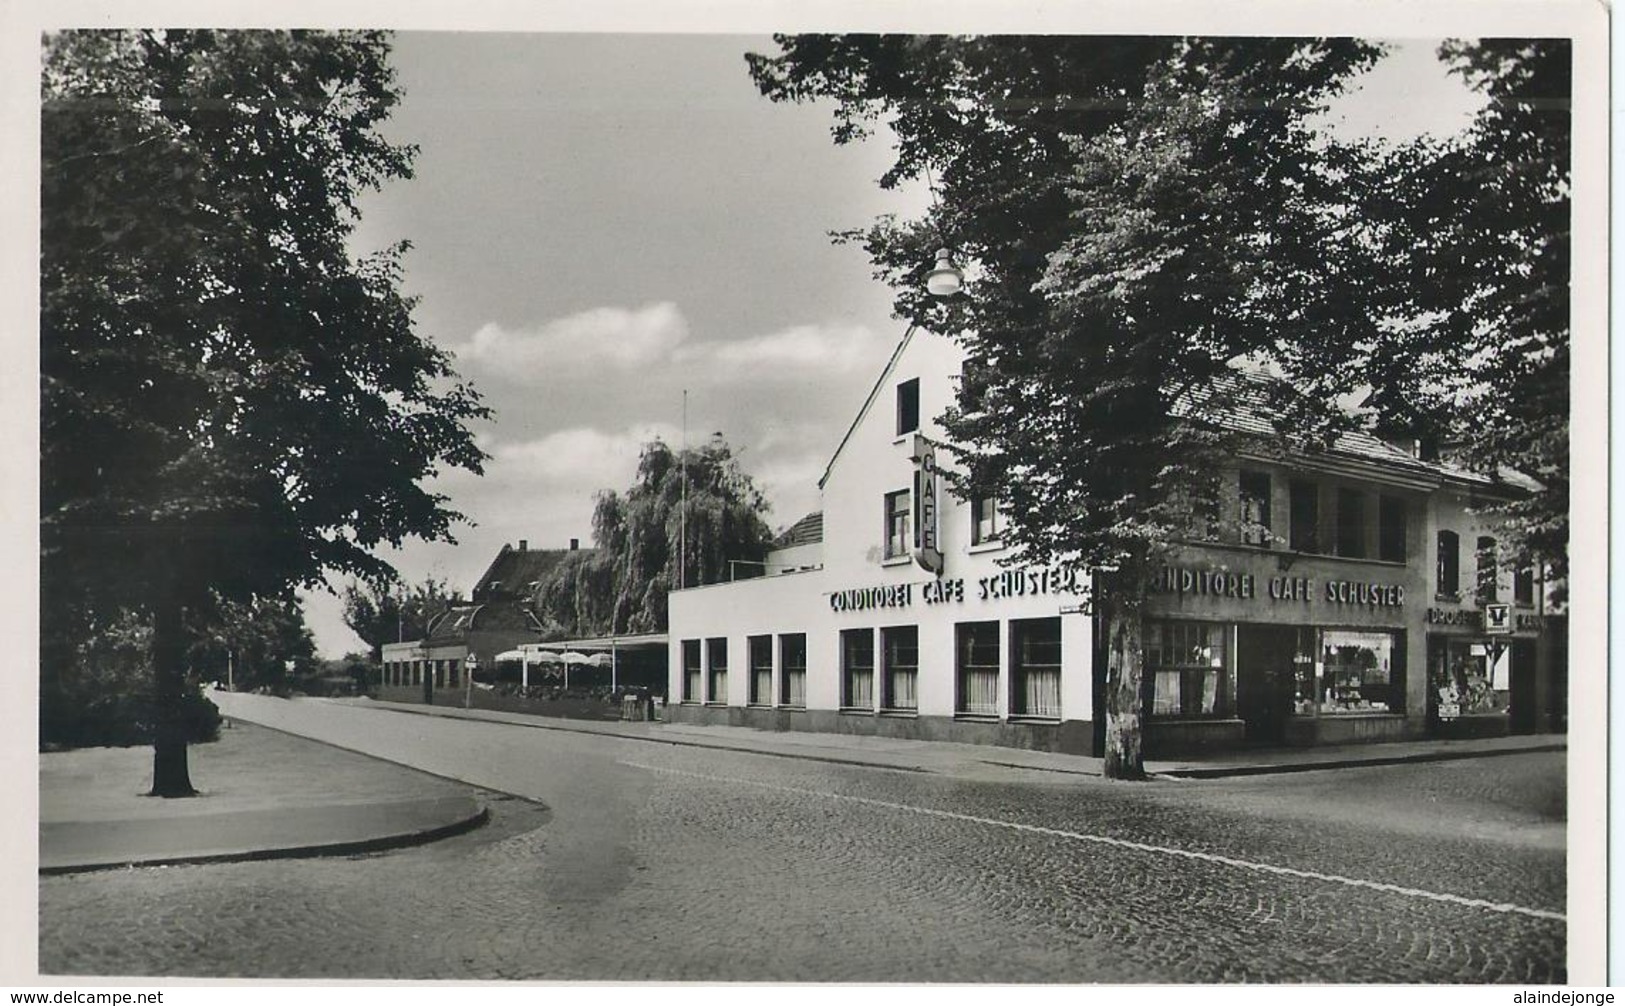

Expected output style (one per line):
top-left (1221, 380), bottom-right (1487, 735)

top-left (1289, 480), bottom-right (1319, 553)
top-left (1378, 495), bottom-right (1407, 562)
top-left (1335, 488), bottom-right (1367, 558)
top-left (1476, 536), bottom-right (1499, 603)
top-left (1436, 530), bottom-right (1460, 598)
top-left (896, 378), bottom-right (920, 436)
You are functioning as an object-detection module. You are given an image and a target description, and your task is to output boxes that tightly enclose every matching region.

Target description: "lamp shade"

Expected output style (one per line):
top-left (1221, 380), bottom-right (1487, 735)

top-left (925, 248), bottom-right (963, 297)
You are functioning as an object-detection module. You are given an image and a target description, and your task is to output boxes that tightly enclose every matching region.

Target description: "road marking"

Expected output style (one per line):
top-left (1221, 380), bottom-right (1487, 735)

top-left (619, 760), bottom-right (1565, 924)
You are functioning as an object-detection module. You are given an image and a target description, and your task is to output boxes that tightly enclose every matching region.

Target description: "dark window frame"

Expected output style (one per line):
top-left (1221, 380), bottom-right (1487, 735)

top-left (840, 628), bottom-right (875, 710)
top-left (1378, 494), bottom-right (1407, 563)
top-left (955, 620), bottom-right (1001, 717)
top-left (1009, 617), bottom-right (1062, 719)
top-left (884, 488), bottom-right (911, 559)
top-left (1436, 530), bottom-right (1461, 598)
top-left (1239, 470), bottom-right (1272, 547)
top-left (747, 634), bottom-right (773, 706)
top-left (1289, 480), bottom-right (1320, 553)
top-left (779, 633), bottom-right (807, 707)
top-left (880, 625), bottom-right (920, 713)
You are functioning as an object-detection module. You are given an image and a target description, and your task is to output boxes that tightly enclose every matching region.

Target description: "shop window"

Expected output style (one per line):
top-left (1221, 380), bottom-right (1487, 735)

top-left (1436, 530), bottom-right (1460, 598)
top-left (706, 637), bottom-right (728, 705)
top-left (1335, 488), bottom-right (1367, 558)
top-left (681, 639), bottom-right (702, 703)
top-left (1429, 636), bottom-right (1508, 717)
top-left (1378, 495), bottom-right (1407, 562)
top-left (779, 633), bottom-right (807, 707)
top-left (896, 378), bottom-right (920, 436)
top-left (1144, 621), bottom-right (1227, 718)
top-left (884, 489), bottom-right (911, 559)
top-left (1010, 618), bottom-right (1062, 719)
top-left (956, 621), bottom-right (1000, 717)
top-left (1318, 630), bottom-right (1400, 714)
top-left (1289, 480), bottom-right (1319, 553)
top-left (747, 634), bottom-right (773, 706)
top-left (1514, 566), bottom-right (1536, 606)
top-left (841, 629), bottom-right (874, 709)
top-left (881, 625), bottom-right (919, 712)
top-left (971, 495), bottom-right (1001, 546)
top-left (1475, 536), bottom-right (1499, 603)
top-left (1239, 471), bottom-right (1271, 547)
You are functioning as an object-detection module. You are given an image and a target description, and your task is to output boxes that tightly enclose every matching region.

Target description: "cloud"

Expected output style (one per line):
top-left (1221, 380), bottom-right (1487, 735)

top-left (676, 323), bottom-right (882, 378)
top-left (449, 302), bottom-right (689, 373)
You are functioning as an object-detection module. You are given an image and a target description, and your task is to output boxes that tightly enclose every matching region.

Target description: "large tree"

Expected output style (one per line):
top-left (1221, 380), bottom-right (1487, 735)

top-left (530, 437), bottom-right (775, 637)
top-left (42, 30), bottom-right (488, 795)
top-left (341, 575), bottom-right (465, 663)
top-left (749, 35), bottom-right (1391, 778)
top-left (1357, 40), bottom-right (1570, 588)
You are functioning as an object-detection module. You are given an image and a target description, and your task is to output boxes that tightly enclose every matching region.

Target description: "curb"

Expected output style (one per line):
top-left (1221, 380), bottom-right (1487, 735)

top-left (40, 802), bottom-right (491, 877)
top-left (1155, 742), bottom-right (1568, 779)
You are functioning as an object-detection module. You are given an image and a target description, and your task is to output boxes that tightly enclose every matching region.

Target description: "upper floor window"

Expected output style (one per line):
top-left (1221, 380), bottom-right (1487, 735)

top-left (1378, 495), bottom-right (1407, 563)
top-left (1335, 488), bottom-right (1367, 558)
top-left (1436, 530), bottom-right (1461, 598)
top-left (1475, 536), bottom-right (1499, 603)
top-left (1239, 471), bottom-right (1271, 547)
top-left (896, 378), bottom-right (920, 436)
top-left (1289, 480), bottom-right (1319, 553)
top-left (971, 495), bottom-right (1001, 546)
top-left (1514, 566), bottom-right (1536, 606)
top-left (884, 489), bottom-right (911, 559)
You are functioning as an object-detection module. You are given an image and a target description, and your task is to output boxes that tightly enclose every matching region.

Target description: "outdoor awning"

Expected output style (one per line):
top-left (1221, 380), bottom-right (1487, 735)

top-left (493, 650), bottom-right (526, 663)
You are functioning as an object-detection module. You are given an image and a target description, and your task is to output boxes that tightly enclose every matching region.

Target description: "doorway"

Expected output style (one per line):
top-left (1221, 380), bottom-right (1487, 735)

top-left (1236, 625), bottom-right (1301, 745)
top-left (1509, 639), bottom-right (1537, 734)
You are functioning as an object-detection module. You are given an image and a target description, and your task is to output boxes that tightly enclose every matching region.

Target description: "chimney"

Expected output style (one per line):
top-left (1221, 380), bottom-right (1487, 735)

top-left (518, 539), bottom-right (528, 552)
top-left (569, 538), bottom-right (579, 551)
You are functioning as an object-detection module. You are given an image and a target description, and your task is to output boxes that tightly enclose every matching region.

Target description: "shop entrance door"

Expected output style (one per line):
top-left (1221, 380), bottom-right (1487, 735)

top-left (1236, 625), bottom-right (1298, 745)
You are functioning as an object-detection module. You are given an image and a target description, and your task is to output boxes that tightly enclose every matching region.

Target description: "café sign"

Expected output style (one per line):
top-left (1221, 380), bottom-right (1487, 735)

top-left (829, 566), bottom-right (1082, 613)
top-left (910, 434), bottom-right (943, 575)
top-left (1151, 563), bottom-right (1405, 609)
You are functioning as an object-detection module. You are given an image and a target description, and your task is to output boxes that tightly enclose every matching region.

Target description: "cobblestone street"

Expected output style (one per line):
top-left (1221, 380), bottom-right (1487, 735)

top-left (39, 701), bottom-right (1566, 982)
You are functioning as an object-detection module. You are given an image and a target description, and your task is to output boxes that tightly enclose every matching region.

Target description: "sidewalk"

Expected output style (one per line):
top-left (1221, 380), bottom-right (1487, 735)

top-left (39, 720), bottom-right (489, 874)
top-left (312, 693), bottom-right (1566, 781)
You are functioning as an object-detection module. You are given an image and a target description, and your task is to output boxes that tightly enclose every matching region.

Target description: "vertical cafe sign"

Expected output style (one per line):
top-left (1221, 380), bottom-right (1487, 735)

top-left (911, 434), bottom-right (943, 574)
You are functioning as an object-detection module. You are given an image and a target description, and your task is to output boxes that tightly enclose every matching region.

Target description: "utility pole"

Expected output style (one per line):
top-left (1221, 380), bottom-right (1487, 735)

top-left (680, 388), bottom-right (688, 591)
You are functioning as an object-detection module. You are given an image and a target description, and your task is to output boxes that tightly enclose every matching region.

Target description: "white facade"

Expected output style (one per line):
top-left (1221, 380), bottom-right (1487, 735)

top-left (667, 329), bottom-right (1096, 752)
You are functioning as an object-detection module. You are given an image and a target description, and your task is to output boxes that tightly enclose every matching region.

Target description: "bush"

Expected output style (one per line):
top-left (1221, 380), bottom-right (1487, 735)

top-left (40, 614), bottom-right (222, 750)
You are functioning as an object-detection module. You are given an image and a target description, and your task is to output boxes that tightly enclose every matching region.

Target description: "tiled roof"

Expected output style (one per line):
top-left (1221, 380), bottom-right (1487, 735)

top-left (424, 601), bottom-right (541, 643)
top-left (773, 511), bottom-right (824, 548)
top-left (473, 544), bottom-right (584, 600)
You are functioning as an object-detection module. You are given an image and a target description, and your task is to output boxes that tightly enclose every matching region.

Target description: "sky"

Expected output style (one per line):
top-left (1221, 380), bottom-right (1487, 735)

top-left (301, 33), bottom-right (1488, 657)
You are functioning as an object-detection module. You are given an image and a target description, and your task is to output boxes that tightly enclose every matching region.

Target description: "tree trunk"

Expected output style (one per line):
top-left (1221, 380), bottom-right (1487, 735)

top-left (1101, 588), bottom-right (1148, 781)
top-left (148, 591), bottom-right (197, 798)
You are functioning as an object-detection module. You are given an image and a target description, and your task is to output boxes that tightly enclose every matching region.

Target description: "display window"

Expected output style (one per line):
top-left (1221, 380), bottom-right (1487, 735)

top-left (1317, 630), bottom-right (1397, 714)
top-left (1428, 637), bottom-right (1509, 717)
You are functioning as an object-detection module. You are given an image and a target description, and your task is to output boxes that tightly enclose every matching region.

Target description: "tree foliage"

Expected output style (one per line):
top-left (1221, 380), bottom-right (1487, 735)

top-left (186, 591), bottom-right (320, 691)
top-left (750, 35), bottom-right (1388, 776)
top-left (341, 575), bottom-right (465, 661)
top-left (41, 30), bottom-right (488, 793)
top-left (530, 437), bottom-right (775, 637)
top-left (1358, 40), bottom-right (1570, 581)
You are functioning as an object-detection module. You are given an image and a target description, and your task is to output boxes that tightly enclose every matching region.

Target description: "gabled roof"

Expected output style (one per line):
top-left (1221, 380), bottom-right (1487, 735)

top-left (818, 327), bottom-right (917, 490)
top-left (773, 511), bottom-right (824, 548)
top-left (472, 543), bottom-right (582, 601)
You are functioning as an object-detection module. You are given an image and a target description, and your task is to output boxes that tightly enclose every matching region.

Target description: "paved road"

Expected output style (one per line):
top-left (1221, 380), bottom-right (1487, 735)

top-left (39, 700), bottom-right (1566, 983)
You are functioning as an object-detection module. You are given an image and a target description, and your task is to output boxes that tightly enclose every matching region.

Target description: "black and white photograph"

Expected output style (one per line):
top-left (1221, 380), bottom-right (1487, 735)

top-left (9, 0), bottom-right (1609, 991)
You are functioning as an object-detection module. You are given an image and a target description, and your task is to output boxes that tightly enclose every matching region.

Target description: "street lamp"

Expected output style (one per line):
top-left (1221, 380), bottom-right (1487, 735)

top-left (925, 247), bottom-right (963, 297)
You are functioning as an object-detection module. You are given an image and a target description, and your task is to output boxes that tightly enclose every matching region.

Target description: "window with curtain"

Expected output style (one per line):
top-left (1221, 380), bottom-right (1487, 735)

top-left (682, 639), bottom-right (702, 702)
top-left (779, 633), bottom-right (807, 707)
top-left (1144, 621), bottom-right (1228, 718)
top-left (1010, 618), bottom-right (1062, 719)
top-left (956, 621), bottom-right (1000, 717)
top-left (840, 628), bottom-right (874, 710)
top-left (706, 637), bottom-right (728, 705)
top-left (747, 634), bottom-right (773, 706)
top-left (881, 625), bottom-right (919, 712)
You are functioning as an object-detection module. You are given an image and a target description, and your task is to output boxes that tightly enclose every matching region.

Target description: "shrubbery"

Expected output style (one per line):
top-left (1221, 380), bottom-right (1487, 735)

top-left (40, 614), bottom-right (221, 750)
